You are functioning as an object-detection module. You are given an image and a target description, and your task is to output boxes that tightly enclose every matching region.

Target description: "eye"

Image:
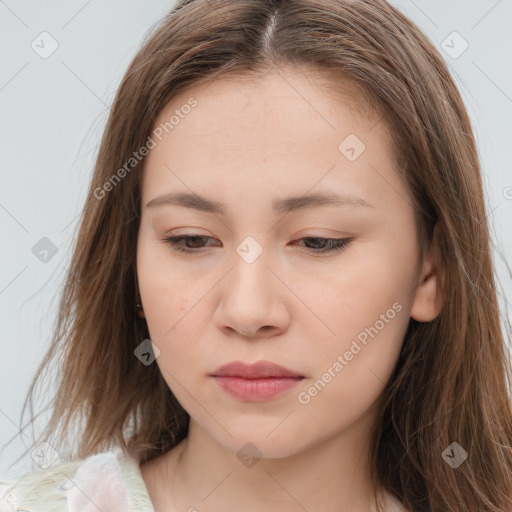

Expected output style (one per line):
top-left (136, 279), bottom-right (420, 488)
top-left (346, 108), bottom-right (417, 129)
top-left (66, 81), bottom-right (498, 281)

top-left (161, 235), bottom-right (218, 253)
top-left (293, 236), bottom-right (353, 254)
top-left (160, 235), bottom-right (353, 255)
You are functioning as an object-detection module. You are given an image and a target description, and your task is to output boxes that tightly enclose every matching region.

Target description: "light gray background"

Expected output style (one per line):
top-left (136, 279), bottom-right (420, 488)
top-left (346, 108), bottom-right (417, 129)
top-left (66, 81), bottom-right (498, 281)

top-left (1, 0), bottom-right (511, 479)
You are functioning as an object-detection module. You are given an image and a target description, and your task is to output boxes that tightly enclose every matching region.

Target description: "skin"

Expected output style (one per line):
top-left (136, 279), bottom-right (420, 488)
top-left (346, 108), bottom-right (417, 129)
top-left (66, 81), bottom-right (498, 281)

top-left (136, 66), bottom-right (444, 512)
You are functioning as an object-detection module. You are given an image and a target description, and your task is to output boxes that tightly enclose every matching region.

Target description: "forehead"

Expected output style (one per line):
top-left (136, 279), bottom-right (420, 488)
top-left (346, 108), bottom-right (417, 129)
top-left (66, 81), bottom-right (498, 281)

top-left (153, 66), bottom-right (381, 139)
top-left (140, 67), bottom-right (400, 209)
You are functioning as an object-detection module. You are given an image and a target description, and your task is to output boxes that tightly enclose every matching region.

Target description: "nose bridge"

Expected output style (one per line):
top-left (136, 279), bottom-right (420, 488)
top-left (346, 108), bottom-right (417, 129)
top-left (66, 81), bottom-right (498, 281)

top-left (229, 234), bottom-right (274, 303)
top-left (211, 214), bottom-right (299, 337)
top-left (216, 234), bottom-right (284, 335)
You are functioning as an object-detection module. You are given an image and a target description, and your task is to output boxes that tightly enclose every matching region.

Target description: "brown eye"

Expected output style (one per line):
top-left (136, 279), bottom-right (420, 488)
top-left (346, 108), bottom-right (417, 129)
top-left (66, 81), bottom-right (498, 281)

top-left (294, 237), bottom-right (353, 254)
top-left (161, 235), bottom-right (353, 255)
top-left (162, 235), bottom-right (218, 253)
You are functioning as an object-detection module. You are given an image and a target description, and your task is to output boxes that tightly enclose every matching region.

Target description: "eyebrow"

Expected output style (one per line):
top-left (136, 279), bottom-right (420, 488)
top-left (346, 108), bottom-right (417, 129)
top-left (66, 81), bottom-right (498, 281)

top-left (146, 190), bottom-right (373, 215)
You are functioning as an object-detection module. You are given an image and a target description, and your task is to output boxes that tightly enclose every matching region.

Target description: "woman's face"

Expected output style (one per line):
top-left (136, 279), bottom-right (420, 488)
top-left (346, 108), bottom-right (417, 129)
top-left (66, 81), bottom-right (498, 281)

top-left (136, 68), bottom-right (440, 458)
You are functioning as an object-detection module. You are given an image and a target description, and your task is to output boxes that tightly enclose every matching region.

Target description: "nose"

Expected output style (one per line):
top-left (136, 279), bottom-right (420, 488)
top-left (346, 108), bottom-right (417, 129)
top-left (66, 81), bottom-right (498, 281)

top-left (213, 246), bottom-right (291, 340)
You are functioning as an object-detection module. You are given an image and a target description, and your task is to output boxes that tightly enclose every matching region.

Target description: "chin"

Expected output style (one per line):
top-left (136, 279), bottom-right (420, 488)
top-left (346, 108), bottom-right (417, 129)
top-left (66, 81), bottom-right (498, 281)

top-left (205, 419), bottom-right (311, 461)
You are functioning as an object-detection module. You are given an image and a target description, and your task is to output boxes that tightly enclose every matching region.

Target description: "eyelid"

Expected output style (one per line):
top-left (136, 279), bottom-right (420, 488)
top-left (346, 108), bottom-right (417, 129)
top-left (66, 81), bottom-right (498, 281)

top-left (159, 233), bottom-right (353, 255)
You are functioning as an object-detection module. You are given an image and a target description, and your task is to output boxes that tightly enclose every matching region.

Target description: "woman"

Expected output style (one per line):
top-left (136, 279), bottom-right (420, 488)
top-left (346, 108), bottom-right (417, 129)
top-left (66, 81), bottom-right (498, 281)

top-left (2, 0), bottom-right (511, 511)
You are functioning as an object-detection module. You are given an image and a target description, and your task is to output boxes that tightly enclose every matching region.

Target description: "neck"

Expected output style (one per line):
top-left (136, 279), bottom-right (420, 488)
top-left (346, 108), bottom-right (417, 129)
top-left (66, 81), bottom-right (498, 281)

top-left (143, 407), bottom-right (401, 512)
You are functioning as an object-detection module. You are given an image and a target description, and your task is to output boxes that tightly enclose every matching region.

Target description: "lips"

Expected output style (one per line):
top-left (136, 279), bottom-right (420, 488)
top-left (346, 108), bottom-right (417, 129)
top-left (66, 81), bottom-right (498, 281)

top-left (210, 360), bottom-right (303, 379)
top-left (210, 361), bottom-right (304, 402)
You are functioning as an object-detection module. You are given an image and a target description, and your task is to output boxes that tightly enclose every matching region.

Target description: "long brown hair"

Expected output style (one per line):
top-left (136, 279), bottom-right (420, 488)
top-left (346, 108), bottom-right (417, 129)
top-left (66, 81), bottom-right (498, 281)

top-left (7, 1), bottom-right (512, 510)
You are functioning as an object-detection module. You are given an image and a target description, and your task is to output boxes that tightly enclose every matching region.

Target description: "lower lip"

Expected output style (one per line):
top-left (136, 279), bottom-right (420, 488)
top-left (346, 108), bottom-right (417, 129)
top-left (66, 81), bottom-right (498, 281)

top-left (212, 376), bottom-right (303, 402)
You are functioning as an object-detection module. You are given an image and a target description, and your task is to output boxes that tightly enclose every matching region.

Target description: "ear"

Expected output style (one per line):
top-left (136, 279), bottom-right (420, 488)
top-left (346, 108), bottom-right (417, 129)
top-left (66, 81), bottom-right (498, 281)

top-left (136, 296), bottom-right (145, 319)
top-left (410, 224), bottom-right (445, 322)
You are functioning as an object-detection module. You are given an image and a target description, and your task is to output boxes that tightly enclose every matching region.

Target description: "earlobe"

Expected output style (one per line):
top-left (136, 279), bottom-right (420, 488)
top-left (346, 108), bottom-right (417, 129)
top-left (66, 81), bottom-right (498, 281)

top-left (136, 301), bottom-right (145, 319)
top-left (410, 267), bottom-right (443, 322)
top-left (410, 226), bottom-right (445, 322)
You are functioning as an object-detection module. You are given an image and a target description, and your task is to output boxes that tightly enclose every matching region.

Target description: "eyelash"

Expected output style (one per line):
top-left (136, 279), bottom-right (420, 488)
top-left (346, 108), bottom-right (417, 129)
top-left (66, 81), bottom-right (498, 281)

top-left (160, 235), bottom-right (353, 255)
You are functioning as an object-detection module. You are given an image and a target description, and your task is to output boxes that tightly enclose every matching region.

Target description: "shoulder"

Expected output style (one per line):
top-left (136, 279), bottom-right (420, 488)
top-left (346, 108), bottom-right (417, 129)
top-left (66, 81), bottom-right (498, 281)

top-left (0, 454), bottom-right (83, 512)
top-left (0, 448), bottom-right (154, 512)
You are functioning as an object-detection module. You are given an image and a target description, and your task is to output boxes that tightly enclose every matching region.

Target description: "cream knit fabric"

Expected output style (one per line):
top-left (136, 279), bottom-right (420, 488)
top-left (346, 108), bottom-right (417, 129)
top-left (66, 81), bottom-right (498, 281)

top-left (0, 448), bottom-right (155, 511)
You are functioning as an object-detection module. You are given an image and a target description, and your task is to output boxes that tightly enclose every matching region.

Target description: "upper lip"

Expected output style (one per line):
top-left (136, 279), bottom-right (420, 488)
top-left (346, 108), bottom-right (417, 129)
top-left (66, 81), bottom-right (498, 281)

top-left (210, 360), bottom-right (304, 379)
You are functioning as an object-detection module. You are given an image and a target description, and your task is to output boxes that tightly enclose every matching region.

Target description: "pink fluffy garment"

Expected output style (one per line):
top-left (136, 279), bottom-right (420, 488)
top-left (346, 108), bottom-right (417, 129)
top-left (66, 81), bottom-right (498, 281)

top-left (66, 452), bottom-right (130, 512)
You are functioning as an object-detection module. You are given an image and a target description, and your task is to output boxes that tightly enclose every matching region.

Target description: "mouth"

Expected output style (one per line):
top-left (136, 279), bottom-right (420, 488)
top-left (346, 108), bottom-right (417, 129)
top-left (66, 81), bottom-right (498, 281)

top-left (209, 360), bottom-right (305, 402)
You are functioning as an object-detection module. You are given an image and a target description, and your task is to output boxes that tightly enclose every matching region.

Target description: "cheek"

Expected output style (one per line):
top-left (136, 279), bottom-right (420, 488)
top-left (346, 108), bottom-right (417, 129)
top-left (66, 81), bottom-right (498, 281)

top-left (136, 246), bottom-right (216, 399)
top-left (137, 233), bottom-right (200, 340)
top-left (293, 295), bottom-right (409, 436)
top-left (141, 282), bottom-right (199, 354)
top-left (139, 271), bottom-right (204, 399)
top-left (309, 238), bottom-right (415, 345)
top-left (295, 235), bottom-right (415, 400)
